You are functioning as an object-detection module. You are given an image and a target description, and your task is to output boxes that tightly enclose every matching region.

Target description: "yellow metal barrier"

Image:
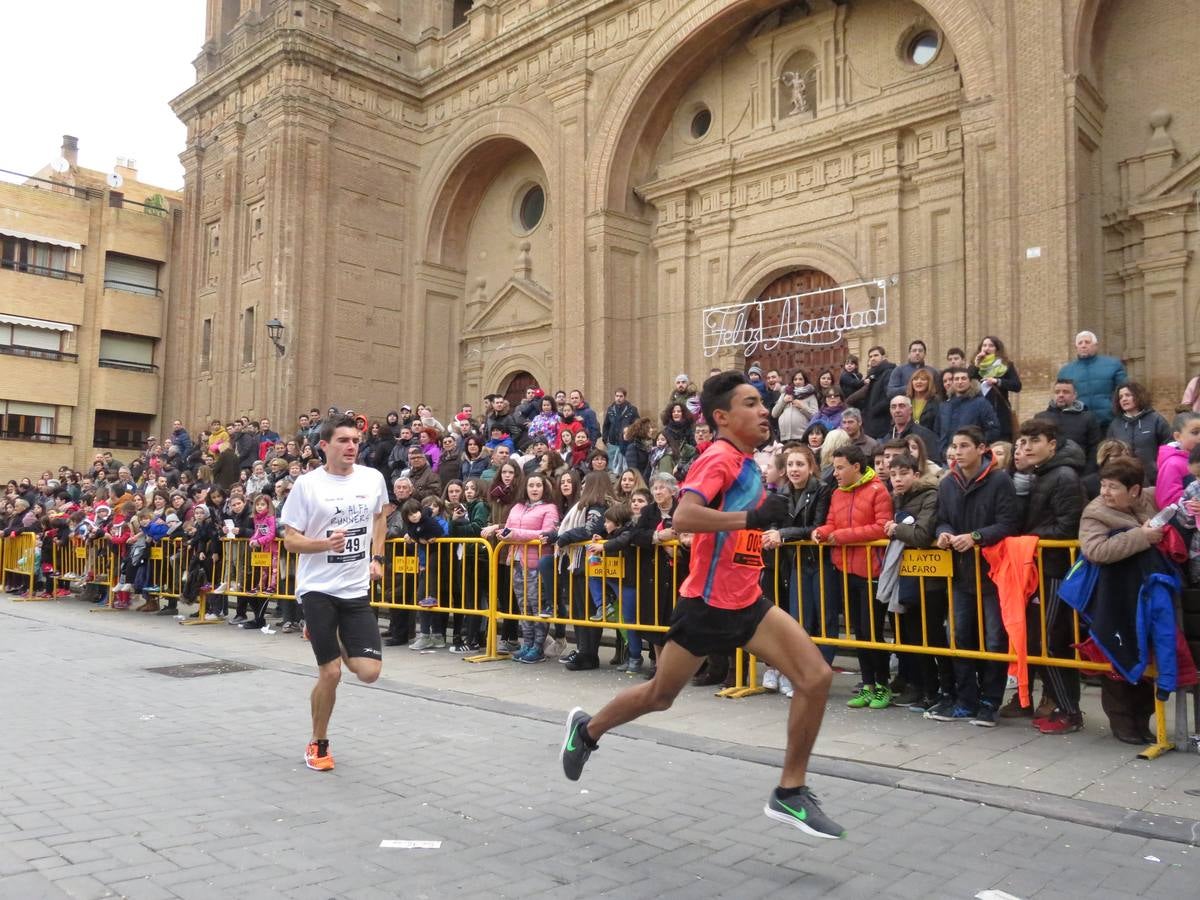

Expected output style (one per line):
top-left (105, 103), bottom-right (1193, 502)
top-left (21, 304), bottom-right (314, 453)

top-left (490, 539), bottom-right (678, 663)
top-left (2, 532), bottom-right (37, 597)
top-left (369, 537), bottom-right (495, 661)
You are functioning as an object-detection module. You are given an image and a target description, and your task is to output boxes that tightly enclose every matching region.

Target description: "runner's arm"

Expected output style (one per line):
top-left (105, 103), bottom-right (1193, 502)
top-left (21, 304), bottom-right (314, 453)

top-left (371, 511), bottom-right (385, 559)
top-left (282, 526), bottom-right (338, 555)
top-left (672, 489), bottom-right (750, 534)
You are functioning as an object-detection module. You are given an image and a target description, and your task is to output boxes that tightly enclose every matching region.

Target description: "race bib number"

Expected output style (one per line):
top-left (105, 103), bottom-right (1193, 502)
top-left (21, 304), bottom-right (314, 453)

top-left (326, 526), bottom-right (368, 564)
top-left (731, 529), bottom-right (763, 568)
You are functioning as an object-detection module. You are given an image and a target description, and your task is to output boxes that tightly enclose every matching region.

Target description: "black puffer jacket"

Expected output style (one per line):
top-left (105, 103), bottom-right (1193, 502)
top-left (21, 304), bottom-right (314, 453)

top-left (1019, 439), bottom-right (1086, 577)
top-left (935, 459), bottom-right (1020, 579)
top-left (776, 476), bottom-right (831, 568)
top-left (1107, 409), bottom-right (1171, 485)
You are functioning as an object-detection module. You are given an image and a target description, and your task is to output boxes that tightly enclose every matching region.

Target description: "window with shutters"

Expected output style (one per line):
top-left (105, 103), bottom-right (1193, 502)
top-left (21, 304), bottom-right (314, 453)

top-left (0, 400), bottom-right (59, 442)
top-left (0, 321), bottom-right (75, 362)
top-left (103, 252), bottom-right (161, 296)
top-left (1, 235), bottom-right (80, 281)
top-left (242, 306), bottom-right (255, 366)
top-left (94, 409), bottom-right (153, 450)
top-left (98, 331), bottom-right (157, 372)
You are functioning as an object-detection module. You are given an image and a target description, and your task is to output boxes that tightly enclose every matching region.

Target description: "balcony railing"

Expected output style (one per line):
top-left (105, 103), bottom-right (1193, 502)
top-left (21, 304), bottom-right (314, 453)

top-left (0, 258), bottom-right (84, 282)
top-left (98, 358), bottom-right (158, 373)
top-left (103, 278), bottom-right (162, 296)
top-left (0, 168), bottom-right (99, 201)
top-left (92, 434), bottom-right (146, 450)
top-left (0, 429), bottom-right (71, 444)
top-left (0, 344), bottom-right (78, 363)
top-left (108, 195), bottom-right (170, 216)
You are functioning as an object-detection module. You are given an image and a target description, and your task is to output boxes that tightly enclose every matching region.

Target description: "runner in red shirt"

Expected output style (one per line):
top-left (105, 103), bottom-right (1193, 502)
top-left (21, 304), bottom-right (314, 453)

top-left (559, 371), bottom-right (844, 839)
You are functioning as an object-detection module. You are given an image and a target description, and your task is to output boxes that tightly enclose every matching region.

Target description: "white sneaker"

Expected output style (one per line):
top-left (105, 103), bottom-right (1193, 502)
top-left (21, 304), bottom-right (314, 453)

top-left (762, 668), bottom-right (780, 692)
top-left (260, 624), bottom-right (276, 634)
top-left (543, 636), bottom-right (566, 658)
top-left (409, 634), bottom-right (434, 651)
top-left (214, 582), bottom-right (228, 593)
top-left (779, 675), bottom-right (794, 698)
top-left (203, 613), bottom-right (222, 621)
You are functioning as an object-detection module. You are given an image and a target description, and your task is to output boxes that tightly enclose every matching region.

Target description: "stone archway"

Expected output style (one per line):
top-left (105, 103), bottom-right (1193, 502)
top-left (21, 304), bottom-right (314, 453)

top-left (500, 370), bottom-right (540, 408)
top-left (588, 0), bottom-right (996, 215)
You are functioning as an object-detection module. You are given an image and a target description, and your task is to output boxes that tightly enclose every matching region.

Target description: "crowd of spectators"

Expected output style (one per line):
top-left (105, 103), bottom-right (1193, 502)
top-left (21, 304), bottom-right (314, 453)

top-left (3, 329), bottom-right (1198, 744)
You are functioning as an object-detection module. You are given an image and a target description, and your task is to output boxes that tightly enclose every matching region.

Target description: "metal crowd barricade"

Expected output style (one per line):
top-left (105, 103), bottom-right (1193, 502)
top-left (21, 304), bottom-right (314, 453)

top-left (369, 537), bottom-right (496, 662)
top-left (216, 537), bottom-right (298, 602)
top-left (489, 539), bottom-right (679, 661)
top-left (719, 538), bottom-right (1186, 760)
top-left (2, 532), bottom-right (37, 597)
top-left (147, 537), bottom-right (189, 601)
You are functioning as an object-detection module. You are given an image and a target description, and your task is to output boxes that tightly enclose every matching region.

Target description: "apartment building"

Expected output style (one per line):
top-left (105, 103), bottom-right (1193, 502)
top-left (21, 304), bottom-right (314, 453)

top-left (0, 136), bottom-right (181, 480)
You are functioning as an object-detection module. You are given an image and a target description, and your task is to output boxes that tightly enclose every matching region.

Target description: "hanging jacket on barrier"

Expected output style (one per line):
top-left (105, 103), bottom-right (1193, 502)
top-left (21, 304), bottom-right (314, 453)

top-left (982, 535), bottom-right (1039, 707)
top-left (1085, 548), bottom-right (1181, 698)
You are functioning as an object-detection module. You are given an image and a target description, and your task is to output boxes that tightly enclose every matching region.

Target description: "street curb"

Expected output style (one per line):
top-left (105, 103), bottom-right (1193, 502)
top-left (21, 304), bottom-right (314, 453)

top-left (5, 602), bottom-right (1199, 846)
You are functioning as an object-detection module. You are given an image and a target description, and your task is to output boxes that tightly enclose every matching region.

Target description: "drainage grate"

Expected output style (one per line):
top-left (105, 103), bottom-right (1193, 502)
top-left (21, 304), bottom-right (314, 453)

top-left (146, 660), bottom-right (258, 678)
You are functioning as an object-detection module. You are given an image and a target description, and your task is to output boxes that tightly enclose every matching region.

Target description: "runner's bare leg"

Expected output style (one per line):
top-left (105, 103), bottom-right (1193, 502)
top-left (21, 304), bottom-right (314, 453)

top-left (311, 659), bottom-right (342, 741)
top-left (585, 641), bottom-right (704, 739)
top-left (744, 606), bottom-right (832, 788)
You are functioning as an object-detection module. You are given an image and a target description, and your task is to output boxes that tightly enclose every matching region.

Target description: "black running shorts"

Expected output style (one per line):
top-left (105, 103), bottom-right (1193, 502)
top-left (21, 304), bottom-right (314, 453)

top-left (301, 591), bottom-right (382, 666)
top-left (664, 595), bottom-right (773, 658)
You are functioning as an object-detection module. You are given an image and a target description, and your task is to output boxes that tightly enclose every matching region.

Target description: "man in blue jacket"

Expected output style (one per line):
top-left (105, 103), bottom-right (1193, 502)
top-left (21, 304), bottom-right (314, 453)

top-left (936, 368), bottom-right (1000, 455)
top-left (1056, 331), bottom-right (1126, 428)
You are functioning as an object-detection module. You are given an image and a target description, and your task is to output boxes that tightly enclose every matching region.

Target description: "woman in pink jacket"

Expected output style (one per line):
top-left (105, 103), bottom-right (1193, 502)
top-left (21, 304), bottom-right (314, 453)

top-left (502, 474), bottom-right (560, 663)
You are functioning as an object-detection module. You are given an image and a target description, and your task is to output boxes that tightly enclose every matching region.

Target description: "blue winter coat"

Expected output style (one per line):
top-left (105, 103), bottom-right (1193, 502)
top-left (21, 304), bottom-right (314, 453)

top-left (935, 390), bottom-right (1000, 452)
top-left (1056, 354), bottom-right (1127, 427)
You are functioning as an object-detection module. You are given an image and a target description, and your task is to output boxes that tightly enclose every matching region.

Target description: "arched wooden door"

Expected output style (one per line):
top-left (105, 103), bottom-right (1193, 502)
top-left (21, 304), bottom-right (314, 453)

top-left (745, 269), bottom-right (846, 379)
top-left (501, 371), bottom-right (539, 408)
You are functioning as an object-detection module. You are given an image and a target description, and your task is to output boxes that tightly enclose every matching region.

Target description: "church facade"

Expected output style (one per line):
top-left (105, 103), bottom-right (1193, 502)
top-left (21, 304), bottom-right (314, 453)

top-left (168, 0), bottom-right (1199, 422)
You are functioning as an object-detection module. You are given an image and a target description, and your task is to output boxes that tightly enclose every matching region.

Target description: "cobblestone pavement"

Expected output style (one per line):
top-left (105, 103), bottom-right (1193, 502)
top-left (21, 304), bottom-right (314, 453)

top-left (2, 605), bottom-right (1199, 899)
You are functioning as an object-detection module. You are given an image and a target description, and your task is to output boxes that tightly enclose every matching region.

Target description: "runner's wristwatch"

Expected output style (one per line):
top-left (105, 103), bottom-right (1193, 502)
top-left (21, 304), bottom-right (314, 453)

top-left (970, 531), bottom-right (982, 544)
top-left (371, 554), bottom-right (385, 564)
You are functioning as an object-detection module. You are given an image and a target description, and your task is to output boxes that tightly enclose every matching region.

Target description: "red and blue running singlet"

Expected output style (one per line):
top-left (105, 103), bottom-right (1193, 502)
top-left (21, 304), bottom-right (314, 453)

top-left (678, 438), bottom-right (766, 610)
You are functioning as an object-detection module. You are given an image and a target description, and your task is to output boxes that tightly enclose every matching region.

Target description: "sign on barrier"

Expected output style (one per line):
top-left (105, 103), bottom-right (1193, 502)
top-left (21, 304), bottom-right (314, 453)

top-left (75, 546), bottom-right (87, 559)
top-left (899, 548), bottom-right (952, 578)
top-left (587, 556), bottom-right (625, 579)
top-left (251, 551), bottom-right (273, 567)
top-left (150, 547), bottom-right (164, 561)
top-left (392, 554), bottom-right (420, 575)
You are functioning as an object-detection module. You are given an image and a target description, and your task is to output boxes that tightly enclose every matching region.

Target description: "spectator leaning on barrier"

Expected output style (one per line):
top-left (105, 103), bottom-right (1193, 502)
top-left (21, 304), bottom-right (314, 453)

top-left (1077, 456), bottom-right (1164, 745)
top-left (1056, 330), bottom-right (1127, 429)
top-left (929, 425), bottom-right (1020, 727)
top-left (1006, 418), bottom-right (1087, 734)
top-left (812, 444), bottom-right (893, 710)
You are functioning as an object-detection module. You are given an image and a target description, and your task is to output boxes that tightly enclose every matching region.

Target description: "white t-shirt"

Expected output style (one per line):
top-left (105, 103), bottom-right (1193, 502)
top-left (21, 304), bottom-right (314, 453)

top-left (279, 464), bottom-right (386, 599)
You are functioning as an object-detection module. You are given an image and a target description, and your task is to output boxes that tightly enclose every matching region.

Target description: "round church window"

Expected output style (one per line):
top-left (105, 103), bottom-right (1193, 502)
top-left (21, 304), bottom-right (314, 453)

top-left (517, 184), bottom-right (545, 233)
top-left (690, 107), bottom-right (713, 139)
top-left (907, 31), bottom-right (940, 67)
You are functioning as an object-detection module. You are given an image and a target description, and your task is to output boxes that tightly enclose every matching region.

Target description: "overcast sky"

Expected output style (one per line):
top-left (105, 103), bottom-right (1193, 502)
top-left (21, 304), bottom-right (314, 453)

top-left (2, 2), bottom-right (206, 190)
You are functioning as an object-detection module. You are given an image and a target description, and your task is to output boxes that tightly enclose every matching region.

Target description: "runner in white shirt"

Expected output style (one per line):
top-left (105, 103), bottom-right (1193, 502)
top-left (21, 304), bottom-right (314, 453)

top-left (280, 415), bottom-right (387, 771)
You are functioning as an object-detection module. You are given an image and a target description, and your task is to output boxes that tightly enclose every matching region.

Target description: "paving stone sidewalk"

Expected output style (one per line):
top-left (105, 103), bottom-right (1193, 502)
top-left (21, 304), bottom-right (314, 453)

top-left (2, 601), bottom-right (1199, 899)
top-left (5, 593), bottom-right (1199, 821)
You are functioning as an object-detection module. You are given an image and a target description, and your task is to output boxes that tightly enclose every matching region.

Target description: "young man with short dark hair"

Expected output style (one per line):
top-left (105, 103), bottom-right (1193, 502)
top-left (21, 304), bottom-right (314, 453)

top-left (560, 371), bottom-right (844, 839)
top-left (280, 415), bottom-right (387, 771)
top-left (928, 426), bottom-right (1019, 727)
top-left (1006, 418), bottom-right (1087, 733)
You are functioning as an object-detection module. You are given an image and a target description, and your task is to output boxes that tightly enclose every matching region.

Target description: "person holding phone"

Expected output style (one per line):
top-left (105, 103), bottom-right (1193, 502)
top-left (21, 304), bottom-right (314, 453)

top-left (281, 415), bottom-right (387, 772)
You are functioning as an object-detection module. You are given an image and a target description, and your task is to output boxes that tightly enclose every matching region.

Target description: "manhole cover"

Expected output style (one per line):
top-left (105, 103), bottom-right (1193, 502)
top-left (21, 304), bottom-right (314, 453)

top-left (146, 660), bottom-right (258, 678)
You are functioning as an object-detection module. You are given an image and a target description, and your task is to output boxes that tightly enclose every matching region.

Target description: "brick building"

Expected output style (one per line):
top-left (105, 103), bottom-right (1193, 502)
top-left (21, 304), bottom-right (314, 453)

top-left (0, 138), bottom-right (180, 480)
top-left (167, 0), bottom-right (1199, 424)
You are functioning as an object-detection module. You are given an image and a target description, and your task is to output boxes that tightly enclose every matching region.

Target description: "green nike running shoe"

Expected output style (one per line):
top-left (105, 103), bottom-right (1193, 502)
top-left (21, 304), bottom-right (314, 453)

top-left (763, 787), bottom-right (846, 839)
top-left (560, 706), bottom-right (594, 781)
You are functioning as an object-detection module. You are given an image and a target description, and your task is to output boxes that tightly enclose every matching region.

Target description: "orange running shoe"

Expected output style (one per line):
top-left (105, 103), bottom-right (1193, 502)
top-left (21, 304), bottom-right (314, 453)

top-left (305, 741), bottom-right (334, 771)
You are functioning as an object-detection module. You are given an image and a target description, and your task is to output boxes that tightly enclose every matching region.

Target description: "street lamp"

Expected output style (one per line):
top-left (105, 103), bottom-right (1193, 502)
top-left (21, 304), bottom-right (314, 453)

top-left (266, 318), bottom-right (285, 357)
